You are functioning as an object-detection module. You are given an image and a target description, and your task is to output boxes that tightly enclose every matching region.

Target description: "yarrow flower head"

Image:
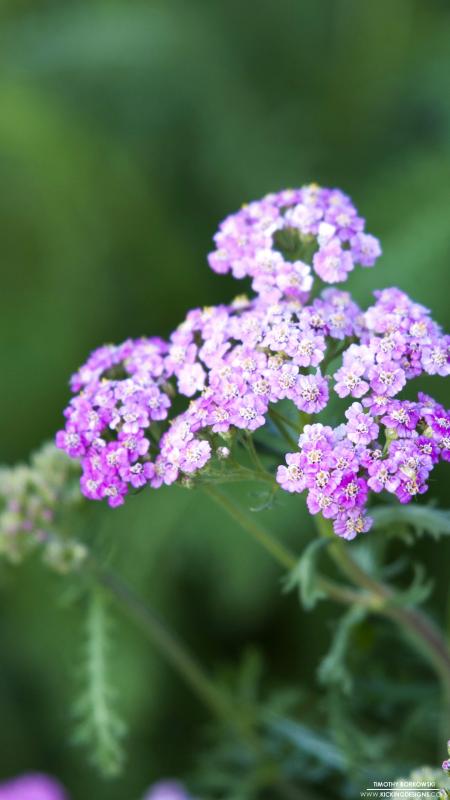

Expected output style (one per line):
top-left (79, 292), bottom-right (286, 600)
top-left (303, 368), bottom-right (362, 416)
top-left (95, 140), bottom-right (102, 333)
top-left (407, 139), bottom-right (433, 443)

top-left (277, 289), bottom-right (450, 538)
top-left (57, 185), bottom-right (449, 541)
top-left (56, 289), bottom-right (363, 506)
top-left (208, 185), bottom-right (381, 301)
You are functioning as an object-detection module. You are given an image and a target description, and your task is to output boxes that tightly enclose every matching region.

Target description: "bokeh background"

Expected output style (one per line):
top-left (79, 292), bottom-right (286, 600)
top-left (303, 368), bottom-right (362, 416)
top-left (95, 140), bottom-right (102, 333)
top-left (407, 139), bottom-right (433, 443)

top-left (0, 1), bottom-right (449, 798)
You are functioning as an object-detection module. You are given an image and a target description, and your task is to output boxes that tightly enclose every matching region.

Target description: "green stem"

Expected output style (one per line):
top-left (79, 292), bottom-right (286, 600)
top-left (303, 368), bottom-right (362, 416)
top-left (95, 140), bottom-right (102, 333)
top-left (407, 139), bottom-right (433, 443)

top-left (200, 463), bottom-right (276, 486)
top-left (387, 605), bottom-right (450, 701)
top-left (204, 485), bottom-right (450, 699)
top-left (315, 516), bottom-right (450, 700)
top-left (94, 562), bottom-right (303, 799)
top-left (203, 485), bottom-right (382, 608)
top-left (314, 515), bottom-right (384, 596)
top-left (204, 484), bottom-right (297, 570)
top-left (243, 431), bottom-right (266, 473)
top-left (268, 408), bottom-right (298, 448)
top-left (95, 565), bottom-right (236, 725)
top-left (321, 338), bottom-right (354, 374)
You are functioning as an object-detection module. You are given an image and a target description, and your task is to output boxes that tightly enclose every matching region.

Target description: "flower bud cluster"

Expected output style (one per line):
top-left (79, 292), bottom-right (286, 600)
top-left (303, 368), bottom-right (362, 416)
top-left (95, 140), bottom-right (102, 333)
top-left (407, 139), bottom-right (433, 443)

top-left (0, 443), bottom-right (86, 570)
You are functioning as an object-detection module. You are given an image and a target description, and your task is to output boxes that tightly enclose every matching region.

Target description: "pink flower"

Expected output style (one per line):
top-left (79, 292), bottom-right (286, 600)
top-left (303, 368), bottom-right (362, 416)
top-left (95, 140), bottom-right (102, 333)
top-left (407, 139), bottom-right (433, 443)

top-left (143, 780), bottom-right (191, 800)
top-left (345, 402), bottom-right (379, 445)
top-left (0, 774), bottom-right (67, 800)
top-left (313, 239), bottom-right (354, 283)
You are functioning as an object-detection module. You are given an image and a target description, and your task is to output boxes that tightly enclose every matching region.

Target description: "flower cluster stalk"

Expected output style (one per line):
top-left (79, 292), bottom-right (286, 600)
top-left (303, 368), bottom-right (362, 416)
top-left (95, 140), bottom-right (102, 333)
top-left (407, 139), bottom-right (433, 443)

top-left (204, 486), bottom-right (450, 702)
top-left (93, 561), bottom-right (306, 800)
top-left (315, 515), bottom-right (450, 700)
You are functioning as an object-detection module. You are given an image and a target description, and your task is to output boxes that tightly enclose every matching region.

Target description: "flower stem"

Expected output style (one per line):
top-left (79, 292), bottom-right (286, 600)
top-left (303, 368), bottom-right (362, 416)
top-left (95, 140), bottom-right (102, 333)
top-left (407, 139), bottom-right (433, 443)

top-left (268, 407), bottom-right (298, 448)
top-left (199, 464), bottom-right (275, 485)
top-left (95, 565), bottom-right (236, 725)
top-left (315, 516), bottom-right (450, 700)
top-left (204, 485), bottom-right (450, 699)
top-left (243, 431), bottom-right (266, 473)
top-left (387, 605), bottom-right (450, 701)
top-left (203, 485), bottom-right (383, 608)
top-left (203, 484), bottom-right (297, 570)
top-left (314, 514), bottom-right (385, 596)
top-left (93, 562), bottom-right (305, 799)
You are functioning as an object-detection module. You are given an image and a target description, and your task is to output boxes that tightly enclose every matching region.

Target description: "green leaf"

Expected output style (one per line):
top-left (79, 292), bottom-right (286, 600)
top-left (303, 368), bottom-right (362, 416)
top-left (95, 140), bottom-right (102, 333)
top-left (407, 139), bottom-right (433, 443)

top-left (326, 690), bottom-right (392, 774)
top-left (283, 538), bottom-right (329, 610)
top-left (318, 606), bottom-right (366, 693)
top-left (72, 587), bottom-right (126, 777)
top-left (264, 713), bottom-right (347, 772)
top-left (372, 505), bottom-right (450, 540)
top-left (236, 648), bottom-right (264, 706)
top-left (388, 563), bottom-right (433, 608)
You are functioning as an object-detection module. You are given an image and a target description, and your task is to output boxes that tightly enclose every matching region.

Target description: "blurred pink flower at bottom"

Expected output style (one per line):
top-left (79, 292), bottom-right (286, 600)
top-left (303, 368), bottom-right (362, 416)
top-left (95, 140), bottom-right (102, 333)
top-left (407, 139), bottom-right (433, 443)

top-left (0, 774), bottom-right (67, 800)
top-left (143, 781), bottom-right (191, 800)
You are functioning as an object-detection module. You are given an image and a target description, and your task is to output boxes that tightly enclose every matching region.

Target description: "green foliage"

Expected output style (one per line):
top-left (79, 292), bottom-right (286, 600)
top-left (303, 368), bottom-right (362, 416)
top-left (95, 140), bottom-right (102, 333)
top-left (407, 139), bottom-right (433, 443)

top-left (389, 563), bottom-right (434, 608)
top-left (191, 650), bottom-right (351, 798)
top-left (73, 587), bottom-right (126, 778)
top-left (264, 714), bottom-right (346, 774)
top-left (318, 606), bottom-right (366, 693)
top-left (372, 505), bottom-right (450, 541)
top-left (325, 691), bottom-right (394, 785)
top-left (284, 539), bottom-right (329, 610)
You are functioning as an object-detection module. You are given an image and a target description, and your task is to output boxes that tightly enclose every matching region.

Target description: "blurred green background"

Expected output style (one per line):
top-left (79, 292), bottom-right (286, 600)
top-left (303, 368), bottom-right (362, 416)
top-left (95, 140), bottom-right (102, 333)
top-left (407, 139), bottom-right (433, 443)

top-left (0, 1), bottom-right (450, 798)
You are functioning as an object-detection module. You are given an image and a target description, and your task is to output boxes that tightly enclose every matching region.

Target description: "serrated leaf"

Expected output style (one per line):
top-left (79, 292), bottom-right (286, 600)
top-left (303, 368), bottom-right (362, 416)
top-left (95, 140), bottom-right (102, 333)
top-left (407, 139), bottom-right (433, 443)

top-left (248, 488), bottom-right (277, 513)
top-left (318, 606), bottom-right (366, 694)
top-left (264, 713), bottom-right (346, 772)
top-left (326, 690), bottom-right (392, 773)
top-left (372, 505), bottom-right (450, 540)
top-left (389, 563), bottom-right (433, 608)
top-left (73, 587), bottom-right (126, 777)
top-left (283, 538), bottom-right (329, 610)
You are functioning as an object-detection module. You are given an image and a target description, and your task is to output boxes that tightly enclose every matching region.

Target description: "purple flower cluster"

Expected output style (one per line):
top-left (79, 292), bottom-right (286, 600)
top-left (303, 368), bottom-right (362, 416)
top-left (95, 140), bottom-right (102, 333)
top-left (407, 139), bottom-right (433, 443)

top-left (277, 287), bottom-right (450, 538)
top-left (208, 185), bottom-right (381, 300)
top-left (56, 289), bottom-right (365, 506)
top-left (56, 185), bottom-right (449, 538)
top-left (56, 338), bottom-right (173, 506)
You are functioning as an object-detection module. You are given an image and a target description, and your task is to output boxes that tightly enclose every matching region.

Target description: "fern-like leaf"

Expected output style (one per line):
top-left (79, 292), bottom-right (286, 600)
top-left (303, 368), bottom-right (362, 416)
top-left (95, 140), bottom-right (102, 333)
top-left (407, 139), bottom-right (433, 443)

top-left (318, 605), bottom-right (366, 693)
top-left (73, 587), bottom-right (126, 777)
top-left (372, 505), bottom-right (450, 540)
top-left (283, 538), bottom-right (329, 610)
top-left (387, 563), bottom-right (433, 608)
